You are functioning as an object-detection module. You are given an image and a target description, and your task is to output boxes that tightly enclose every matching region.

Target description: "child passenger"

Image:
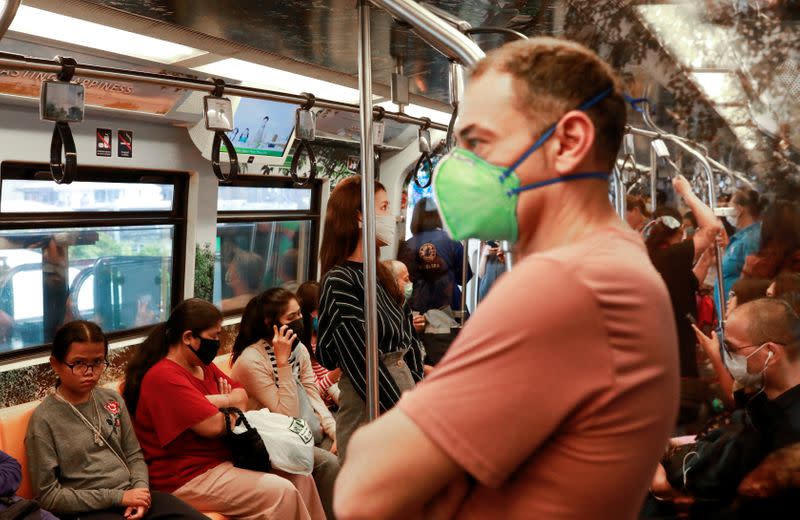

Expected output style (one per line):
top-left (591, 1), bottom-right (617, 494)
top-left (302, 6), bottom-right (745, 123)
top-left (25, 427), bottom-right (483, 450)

top-left (25, 320), bottom-right (206, 520)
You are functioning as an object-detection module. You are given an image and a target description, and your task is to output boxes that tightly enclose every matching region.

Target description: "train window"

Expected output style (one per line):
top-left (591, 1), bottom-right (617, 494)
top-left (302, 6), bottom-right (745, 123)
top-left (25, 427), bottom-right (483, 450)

top-left (217, 185), bottom-right (312, 212)
top-left (1, 179), bottom-right (175, 213)
top-left (214, 177), bottom-right (320, 314)
top-left (0, 164), bottom-right (187, 359)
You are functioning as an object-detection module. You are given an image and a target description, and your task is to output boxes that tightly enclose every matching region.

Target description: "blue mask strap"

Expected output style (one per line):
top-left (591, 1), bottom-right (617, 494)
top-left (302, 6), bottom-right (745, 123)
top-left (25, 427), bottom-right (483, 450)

top-left (501, 87), bottom-right (615, 180)
top-left (507, 172), bottom-right (609, 196)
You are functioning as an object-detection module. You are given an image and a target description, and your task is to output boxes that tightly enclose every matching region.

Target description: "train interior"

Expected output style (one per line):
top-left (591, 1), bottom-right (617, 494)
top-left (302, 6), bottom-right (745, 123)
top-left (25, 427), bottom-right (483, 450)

top-left (0, 0), bottom-right (798, 518)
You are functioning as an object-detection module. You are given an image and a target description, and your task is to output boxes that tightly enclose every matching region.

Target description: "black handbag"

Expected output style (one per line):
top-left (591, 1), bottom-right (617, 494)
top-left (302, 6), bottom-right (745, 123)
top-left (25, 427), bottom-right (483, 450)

top-left (219, 407), bottom-right (271, 473)
top-left (0, 497), bottom-right (41, 520)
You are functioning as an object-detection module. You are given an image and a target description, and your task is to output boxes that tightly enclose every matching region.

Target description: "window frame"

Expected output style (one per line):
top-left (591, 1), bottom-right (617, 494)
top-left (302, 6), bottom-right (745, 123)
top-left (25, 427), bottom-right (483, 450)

top-left (0, 161), bottom-right (189, 361)
top-left (216, 175), bottom-right (322, 316)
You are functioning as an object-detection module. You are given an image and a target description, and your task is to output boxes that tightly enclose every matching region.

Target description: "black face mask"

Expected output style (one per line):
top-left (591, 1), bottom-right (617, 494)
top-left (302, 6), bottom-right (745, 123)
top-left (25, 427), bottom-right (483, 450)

top-left (189, 336), bottom-right (220, 365)
top-left (286, 318), bottom-right (304, 349)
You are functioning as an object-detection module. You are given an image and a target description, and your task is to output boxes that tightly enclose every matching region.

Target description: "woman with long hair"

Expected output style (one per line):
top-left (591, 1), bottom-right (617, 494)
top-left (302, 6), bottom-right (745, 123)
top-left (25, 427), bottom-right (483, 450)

top-left (230, 288), bottom-right (338, 520)
top-left (26, 321), bottom-right (205, 520)
top-left (123, 298), bottom-right (324, 520)
top-left (317, 176), bottom-right (425, 463)
top-left (742, 200), bottom-right (800, 281)
top-left (295, 281), bottom-right (341, 406)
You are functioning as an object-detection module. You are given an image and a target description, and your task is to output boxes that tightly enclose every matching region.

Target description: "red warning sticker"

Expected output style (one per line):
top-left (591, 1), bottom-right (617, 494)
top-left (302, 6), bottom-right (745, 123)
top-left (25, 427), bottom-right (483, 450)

top-left (96, 128), bottom-right (112, 157)
top-left (118, 130), bottom-right (133, 158)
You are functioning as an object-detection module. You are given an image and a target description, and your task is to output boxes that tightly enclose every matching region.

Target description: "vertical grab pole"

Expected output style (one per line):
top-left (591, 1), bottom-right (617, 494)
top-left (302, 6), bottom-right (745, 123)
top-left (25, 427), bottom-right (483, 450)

top-left (358, 0), bottom-right (380, 422)
top-left (649, 143), bottom-right (658, 214)
top-left (449, 62), bottom-right (473, 320)
top-left (612, 165), bottom-right (625, 217)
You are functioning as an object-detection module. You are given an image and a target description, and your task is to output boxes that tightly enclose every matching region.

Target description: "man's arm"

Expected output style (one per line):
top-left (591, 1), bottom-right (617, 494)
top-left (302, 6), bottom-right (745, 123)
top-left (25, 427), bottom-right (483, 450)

top-left (334, 408), bottom-right (467, 520)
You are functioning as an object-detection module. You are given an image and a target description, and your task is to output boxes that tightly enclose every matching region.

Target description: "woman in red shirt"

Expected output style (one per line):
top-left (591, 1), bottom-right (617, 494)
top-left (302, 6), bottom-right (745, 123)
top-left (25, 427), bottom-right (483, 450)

top-left (122, 298), bottom-right (324, 520)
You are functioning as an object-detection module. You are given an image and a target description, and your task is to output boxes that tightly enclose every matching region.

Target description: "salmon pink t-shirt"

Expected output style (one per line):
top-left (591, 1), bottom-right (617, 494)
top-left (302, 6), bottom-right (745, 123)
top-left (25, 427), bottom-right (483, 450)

top-left (399, 226), bottom-right (680, 519)
top-left (134, 359), bottom-right (241, 493)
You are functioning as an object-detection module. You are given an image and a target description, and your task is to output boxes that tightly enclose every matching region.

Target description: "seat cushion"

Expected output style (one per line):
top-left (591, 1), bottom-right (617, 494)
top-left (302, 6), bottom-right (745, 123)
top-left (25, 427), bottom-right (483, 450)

top-left (0, 400), bottom-right (41, 499)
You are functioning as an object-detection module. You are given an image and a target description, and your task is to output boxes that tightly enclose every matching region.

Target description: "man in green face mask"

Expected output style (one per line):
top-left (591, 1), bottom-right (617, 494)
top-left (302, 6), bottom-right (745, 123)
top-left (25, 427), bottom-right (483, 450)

top-left (334, 37), bottom-right (680, 520)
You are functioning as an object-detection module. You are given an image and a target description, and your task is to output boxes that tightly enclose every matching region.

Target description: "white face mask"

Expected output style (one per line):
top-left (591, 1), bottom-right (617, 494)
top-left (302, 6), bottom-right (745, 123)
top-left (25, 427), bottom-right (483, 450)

top-left (723, 344), bottom-right (772, 388)
top-left (726, 210), bottom-right (742, 228)
top-left (375, 214), bottom-right (396, 246)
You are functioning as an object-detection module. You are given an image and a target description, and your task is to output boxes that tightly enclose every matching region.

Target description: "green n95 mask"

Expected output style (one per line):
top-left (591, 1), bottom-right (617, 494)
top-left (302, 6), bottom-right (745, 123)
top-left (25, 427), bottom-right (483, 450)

top-left (432, 87), bottom-right (614, 243)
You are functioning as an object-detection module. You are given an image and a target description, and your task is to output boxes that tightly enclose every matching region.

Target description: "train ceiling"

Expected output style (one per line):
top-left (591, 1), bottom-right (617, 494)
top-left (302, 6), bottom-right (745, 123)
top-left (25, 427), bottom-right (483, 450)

top-left (7, 0), bottom-right (800, 189)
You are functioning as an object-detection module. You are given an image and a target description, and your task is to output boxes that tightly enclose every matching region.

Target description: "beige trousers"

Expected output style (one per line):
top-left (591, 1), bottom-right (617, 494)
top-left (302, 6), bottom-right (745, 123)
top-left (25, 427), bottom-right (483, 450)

top-left (173, 461), bottom-right (326, 520)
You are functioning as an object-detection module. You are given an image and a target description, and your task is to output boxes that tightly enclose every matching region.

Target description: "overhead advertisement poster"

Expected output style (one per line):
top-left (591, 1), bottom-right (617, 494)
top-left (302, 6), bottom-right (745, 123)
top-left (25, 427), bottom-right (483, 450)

top-left (0, 40), bottom-right (187, 115)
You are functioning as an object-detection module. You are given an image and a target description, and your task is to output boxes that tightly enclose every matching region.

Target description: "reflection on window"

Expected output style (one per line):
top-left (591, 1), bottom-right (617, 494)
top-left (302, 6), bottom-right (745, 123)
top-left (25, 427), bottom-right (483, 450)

top-left (0, 179), bottom-right (175, 213)
top-left (0, 225), bottom-right (173, 353)
top-left (217, 186), bottom-right (312, 212)
top-left (215, 221), bottom-right (311, 312)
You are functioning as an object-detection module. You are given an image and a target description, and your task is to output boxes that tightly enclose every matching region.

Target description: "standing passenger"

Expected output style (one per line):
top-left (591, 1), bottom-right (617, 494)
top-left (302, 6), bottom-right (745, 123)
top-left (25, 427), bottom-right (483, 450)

top-left (333, 37), bottom-right (680, 520)
top-left (317, 177), bottom-right (425, 463)
top-left (123, 298), bottom-right (324, 520)
top-left (26, 321), bottom-right (205, 520)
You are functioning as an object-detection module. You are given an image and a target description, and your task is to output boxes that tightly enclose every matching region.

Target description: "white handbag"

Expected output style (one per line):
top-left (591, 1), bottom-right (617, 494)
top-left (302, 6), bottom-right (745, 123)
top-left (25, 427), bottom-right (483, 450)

top-left (233, 409), bottom-right (315, 475)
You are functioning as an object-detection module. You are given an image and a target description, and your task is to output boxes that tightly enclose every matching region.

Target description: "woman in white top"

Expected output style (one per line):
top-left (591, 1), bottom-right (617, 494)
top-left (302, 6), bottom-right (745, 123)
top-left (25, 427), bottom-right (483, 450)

top-left (230, 288), bottom-right (338, 520)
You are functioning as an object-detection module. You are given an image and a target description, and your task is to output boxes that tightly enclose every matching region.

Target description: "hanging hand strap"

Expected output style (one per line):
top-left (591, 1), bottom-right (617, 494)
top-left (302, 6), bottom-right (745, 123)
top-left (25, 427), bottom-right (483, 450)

top-left (290, 137), bottom-right (317, 187)
top-left (209, 79), bottom-right (239, 183)
top-left (413, 152), bottom-right (433, 189)
top-left (49, 57), bottom-right (79, 184)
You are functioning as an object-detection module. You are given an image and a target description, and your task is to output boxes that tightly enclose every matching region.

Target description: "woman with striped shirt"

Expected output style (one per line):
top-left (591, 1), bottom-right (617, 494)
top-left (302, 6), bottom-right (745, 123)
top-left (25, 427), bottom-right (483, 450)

top-left (317, 176), bottom-right (425, 463)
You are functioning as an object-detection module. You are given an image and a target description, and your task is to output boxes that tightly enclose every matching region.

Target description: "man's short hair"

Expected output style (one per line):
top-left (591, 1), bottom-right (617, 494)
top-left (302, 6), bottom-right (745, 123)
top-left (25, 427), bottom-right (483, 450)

top-left (733, 298), bottom-right (800, 358)
top-left (471, 37), bottom-right (627, 170)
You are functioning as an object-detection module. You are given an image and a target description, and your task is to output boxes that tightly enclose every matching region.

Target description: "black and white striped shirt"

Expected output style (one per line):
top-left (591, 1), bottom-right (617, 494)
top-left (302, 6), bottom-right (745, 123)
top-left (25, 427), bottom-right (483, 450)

top-left (318, 261), bottom-right (425, 412)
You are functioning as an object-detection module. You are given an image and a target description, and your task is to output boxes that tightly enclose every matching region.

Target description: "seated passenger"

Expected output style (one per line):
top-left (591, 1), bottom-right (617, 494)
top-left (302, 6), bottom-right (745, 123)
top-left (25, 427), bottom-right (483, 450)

top-left (647, 298), bottom-right (800, 517)
top-left (1, 449), bottom-right (58, 519)
top-left (122, 298), bottom-right (324, 520)
top-left (383, 260), bottom-right (425, 333)
top-left (695, 278), bottom-right (772, 405)
top-left (742, 200), bottom-right (800, 281)
top-left (25, 321), bottom-right (205, 520)
top-left (221, 250), bottom-right (265, 312)
top-left (230, 288), bottom-right (338, 520)
top-left (295, 282), bottom-right (340, 407)
top-left (767, 271), bottom-right (800, 298)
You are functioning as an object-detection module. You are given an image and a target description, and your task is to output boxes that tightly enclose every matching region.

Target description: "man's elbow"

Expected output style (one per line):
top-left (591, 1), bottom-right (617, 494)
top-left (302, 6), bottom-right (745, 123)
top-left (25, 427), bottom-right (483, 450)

top-left (334, 430), bottom-right (401, 520)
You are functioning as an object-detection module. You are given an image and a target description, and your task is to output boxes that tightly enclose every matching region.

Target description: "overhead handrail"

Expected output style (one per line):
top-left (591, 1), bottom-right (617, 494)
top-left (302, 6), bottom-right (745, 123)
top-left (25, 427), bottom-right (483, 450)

top-left (627, 124), bottom-right (727, 328)
top-left (208, 79), bottom-right (239, 183)
top-left (0, 51), bottom-right (449, 132)
top-left (369, 0), bottom-right (485, 67)
top-left (48, 57), bottom-right (79, 185)
top-left (464, 27), bottom-right (528, 41)
top-left (0, 0), bottom-right (20, 41)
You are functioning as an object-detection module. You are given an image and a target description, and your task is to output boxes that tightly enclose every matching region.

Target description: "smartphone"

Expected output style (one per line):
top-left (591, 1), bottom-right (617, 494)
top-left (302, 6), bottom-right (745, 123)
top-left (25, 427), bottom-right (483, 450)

top-left (487, 240), bottom-right (498, 248)
top-left (685, 313), bottom-right (698, 327)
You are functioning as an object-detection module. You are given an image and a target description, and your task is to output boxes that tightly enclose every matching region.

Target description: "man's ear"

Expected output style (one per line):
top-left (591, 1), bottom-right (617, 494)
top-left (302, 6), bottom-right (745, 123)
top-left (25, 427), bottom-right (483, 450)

top-left (765, 343), bottom-right (781, 366)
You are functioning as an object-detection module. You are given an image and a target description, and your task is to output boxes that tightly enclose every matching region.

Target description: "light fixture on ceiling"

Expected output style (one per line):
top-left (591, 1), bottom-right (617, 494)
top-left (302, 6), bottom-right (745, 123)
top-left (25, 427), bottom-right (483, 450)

top-left (194, 59), bottom-right (361, 105)
top-left (691, 71), bottom-right (743, 103)
top-left (376, 101), bottom-right (452, 126)
top-left (8, 5), bottom-right (206, 64)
